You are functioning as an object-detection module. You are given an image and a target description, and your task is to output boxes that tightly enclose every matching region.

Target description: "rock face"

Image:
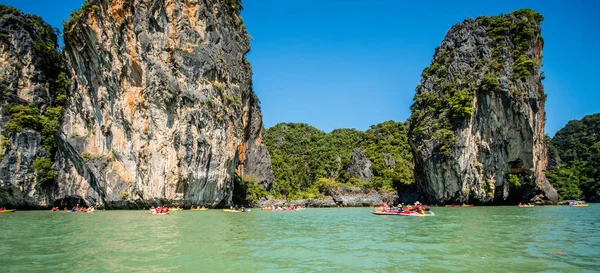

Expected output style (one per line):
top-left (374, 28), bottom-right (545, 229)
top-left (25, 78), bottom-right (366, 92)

top-left (345, 148), bottom-right (373, 180)
top-left (408, 10), bottom-right (557, 204)
top-left (54, 0), bottom-right (273, 208)
top-left (0, 6), bottom-right (65, 208)
top-left (327, 186), bottom-right (396, 206)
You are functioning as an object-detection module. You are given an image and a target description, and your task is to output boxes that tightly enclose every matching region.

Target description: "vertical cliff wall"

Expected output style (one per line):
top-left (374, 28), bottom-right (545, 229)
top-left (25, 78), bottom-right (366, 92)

top-left (0, 5), bottom-right (67, 207)
top-left (408, 9), bottom-right (557, 204)
top-left (57, 0), bottom-right (273, 207)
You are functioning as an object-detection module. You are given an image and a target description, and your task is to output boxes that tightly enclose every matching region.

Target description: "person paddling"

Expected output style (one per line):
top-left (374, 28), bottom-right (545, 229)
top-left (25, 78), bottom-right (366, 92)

top-left (414, 201), bottom-right (425, 214)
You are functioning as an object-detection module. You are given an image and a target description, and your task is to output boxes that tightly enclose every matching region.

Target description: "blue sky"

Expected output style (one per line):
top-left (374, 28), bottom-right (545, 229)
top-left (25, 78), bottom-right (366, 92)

top-left (3, 0), bottom-right (599, 135)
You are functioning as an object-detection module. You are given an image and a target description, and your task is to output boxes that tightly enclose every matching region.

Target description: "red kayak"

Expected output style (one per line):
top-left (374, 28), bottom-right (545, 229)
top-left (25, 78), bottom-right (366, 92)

top-left (371, 210), bottom-right (401, 215)
top-left (371, 209), bottom-right (435, 217)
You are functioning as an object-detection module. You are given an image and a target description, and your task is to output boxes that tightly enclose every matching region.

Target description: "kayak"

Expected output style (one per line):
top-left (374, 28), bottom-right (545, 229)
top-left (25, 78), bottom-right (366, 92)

top-left (398, 211), bottom-right (435, 217)
top-left (518, 205), bottom-right (535, 207)
top-left (371, 210), bottom-right (401, 215)
top-left (571, 204), bottom-right (589, 207)
top-left (371, 209), bottom-right (434, 216)
top-left (0, 209), bottom-right (16, 213)
top-left (190, 208), bottom-right (208, 211)
top-left (223, 209), bottom-right (249, 212)
top-left (150, 211), bottom-right (169, 215)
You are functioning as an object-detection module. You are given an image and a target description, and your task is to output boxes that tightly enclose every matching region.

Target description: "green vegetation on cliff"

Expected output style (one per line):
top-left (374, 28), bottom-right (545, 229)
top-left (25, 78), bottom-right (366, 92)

top-left (362, 121), bottom-right (414, 187)
top-left (547, 114), bottom-right (600, 201)
top-left (63, 1), bottom-right (99, 32)
top-left (409, 9), bottom-right (544, 156)
top-left (263, 121), bottom-right (413, 200)
top-left (0, 5), bottom-right (68, 188)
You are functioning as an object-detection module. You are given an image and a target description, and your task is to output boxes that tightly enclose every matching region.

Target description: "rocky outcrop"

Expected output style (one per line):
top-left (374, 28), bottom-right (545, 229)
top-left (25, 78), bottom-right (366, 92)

top-left (257, 197), bottom-right (337, 208)
top-left (255, 186), bottom-right (397, 207)
top-left (53, 0), bottom-right (272, 208)
top-left (0, 6), bottom-right (66, 208)
top-left (408, 9), bottom-right (557, 204)
top-left (346, 148), bottom-right (373, 180)
top-left (327, 186), bottom-right (396, 206)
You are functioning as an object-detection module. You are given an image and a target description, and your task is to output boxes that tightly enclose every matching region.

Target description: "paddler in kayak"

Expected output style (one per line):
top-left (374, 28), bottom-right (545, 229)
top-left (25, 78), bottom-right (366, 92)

top-left (414, 201), bottom-right (425, 214)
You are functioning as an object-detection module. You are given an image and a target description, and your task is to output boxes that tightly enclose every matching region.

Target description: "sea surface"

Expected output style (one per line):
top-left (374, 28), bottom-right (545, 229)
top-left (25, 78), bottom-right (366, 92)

top-left (1, 205), bottom-right (599, 272)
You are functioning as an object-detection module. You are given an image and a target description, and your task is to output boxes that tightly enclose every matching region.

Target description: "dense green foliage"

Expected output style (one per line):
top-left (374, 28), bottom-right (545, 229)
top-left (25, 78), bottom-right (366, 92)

top-left (32, 157), bottom-right (56, 186)
top-left (264, 121), bottom-right (413, 200)
top-left (409, 9), bottom-right (544, 156)
top-left (547, 114), bottom-right (600, 201)
top-left (2, 105), bottom-right (63, 153)
top-left (232, 174), bottom-right (269, 206)
top-left (479, 9), bottom-right (543, 82)
top-left (361, 121), bottom-right (413, 188)
top-left (507, 174), bottom-right (521, 188)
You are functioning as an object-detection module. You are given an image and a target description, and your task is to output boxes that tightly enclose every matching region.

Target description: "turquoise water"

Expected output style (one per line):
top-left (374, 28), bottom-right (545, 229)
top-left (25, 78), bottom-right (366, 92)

top-left (1, 206), bottom-right (599, 272)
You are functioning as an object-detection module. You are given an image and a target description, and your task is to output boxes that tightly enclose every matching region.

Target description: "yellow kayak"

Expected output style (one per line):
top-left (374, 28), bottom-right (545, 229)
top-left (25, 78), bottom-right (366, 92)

top-left (190, 208), bottom-right (208, 211)
top-left (0, 209), bottom-right (16, 213)
top-left (572, 204), bottom-right (589, 207)
top-left (223, 209), bottom-right (241, 213)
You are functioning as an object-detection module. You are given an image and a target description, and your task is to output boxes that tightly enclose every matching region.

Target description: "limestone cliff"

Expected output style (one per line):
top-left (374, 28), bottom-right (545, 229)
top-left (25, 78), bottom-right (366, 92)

top-left (55, 0), bottom-right (272, 208)
top-left (408, 9), bottom-right (557, 204)
top-left (346, 148), bottom-right (374, 181)
top-left (0, 5), bottom-right (67, 207)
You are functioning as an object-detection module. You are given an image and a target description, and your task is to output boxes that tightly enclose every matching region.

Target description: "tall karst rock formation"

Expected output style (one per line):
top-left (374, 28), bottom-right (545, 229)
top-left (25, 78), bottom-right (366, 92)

top-left (0, 0), bottom-right (273, 208)
top-left (0, 5), bottom-right (67, 207)
top-left (408, 9), bottom-right (557, 204)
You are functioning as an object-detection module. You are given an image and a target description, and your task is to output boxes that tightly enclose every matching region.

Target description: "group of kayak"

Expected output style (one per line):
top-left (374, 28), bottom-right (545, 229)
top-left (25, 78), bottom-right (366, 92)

top-left (518, 203), bottom-right (535, 207)
top-left (149, 206), bottom-right (171, 215)
top-left (223, 205), bottom-right (250, 213)
top-left (51, 206), bottom-right (95, 212)
top-left (189, 205), bottom-right (208, 211)
top-left (570, 201), bottom-right (589, 207)
top-left (261, 205), bottom-right (305, 211)
top-left (371, 201), bottom-right (435, 217)
top-left (149, 205), bottom-right (211, 215)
